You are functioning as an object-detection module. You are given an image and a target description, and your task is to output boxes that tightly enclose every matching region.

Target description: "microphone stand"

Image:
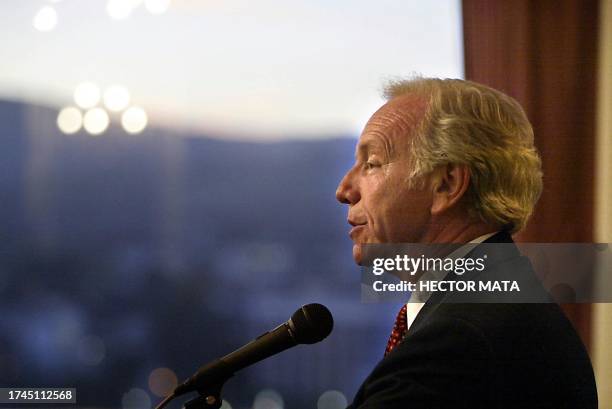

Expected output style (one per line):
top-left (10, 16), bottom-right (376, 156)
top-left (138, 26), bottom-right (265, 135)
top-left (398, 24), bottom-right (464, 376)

top-left (183, 383), bottom-right (223, 409)
top-left (155, 377), bottom-right (232, 409)
top-left (183, 381), bottom-right (225, 409)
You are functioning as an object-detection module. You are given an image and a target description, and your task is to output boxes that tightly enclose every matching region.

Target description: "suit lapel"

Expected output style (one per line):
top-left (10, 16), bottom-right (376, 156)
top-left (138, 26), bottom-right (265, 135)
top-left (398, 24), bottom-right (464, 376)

top-left (406, 230), bottom-right (516, 334)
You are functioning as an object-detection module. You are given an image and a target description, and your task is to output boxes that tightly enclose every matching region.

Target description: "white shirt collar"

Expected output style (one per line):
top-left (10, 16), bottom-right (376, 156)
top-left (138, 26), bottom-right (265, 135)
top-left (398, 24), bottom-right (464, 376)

top-left (405, 231), bottom-right (499, 329)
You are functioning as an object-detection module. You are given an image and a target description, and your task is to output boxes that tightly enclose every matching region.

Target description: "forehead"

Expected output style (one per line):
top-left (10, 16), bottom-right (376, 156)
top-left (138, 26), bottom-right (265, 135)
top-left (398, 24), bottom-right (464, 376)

top-left (358, 93), bottom-right (428, 153)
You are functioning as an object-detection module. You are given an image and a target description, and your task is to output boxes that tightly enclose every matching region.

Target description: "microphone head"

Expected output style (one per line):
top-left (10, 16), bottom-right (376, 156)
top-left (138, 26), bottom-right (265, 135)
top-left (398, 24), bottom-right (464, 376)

top-left (289, 303), bottom-right (334, 344)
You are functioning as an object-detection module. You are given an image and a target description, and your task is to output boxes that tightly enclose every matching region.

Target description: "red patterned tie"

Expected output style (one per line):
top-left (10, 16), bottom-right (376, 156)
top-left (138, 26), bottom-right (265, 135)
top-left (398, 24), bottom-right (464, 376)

top-left (384, 304), bottom-right (408, 356)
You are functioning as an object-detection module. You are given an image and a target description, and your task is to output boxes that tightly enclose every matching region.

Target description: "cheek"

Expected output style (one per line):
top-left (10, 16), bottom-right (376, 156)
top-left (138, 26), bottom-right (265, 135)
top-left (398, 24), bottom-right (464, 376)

top-left (359, 165), bottom-right (431, 242)
top-left (361, 177), bottom-right (400, 241)
top-left (361, 176), bottom-right (389, 233)
top-left (392, 194), bottom-right (433, 241)
top-left (379, 182), bottom-right (433, 241)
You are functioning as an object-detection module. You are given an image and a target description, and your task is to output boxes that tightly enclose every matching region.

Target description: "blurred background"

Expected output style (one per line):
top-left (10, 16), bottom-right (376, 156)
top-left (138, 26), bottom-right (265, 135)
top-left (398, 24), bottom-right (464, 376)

top-left (0, 0), bottom-right (611, 408)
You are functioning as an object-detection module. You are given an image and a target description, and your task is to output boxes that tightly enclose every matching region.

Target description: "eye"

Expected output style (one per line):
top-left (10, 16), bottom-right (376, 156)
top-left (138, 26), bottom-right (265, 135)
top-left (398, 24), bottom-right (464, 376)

top-left (364, 160), bottom-right (380, 170)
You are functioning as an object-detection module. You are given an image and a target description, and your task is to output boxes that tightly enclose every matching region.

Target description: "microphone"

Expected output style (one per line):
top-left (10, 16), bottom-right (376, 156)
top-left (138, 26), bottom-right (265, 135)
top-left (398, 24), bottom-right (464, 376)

top-left (172, 303), bottom-right (334, 398)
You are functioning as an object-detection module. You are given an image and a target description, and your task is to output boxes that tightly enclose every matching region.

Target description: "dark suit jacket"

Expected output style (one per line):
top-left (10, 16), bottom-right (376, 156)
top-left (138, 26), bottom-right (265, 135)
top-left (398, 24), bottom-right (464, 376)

top-left (348, 231), bottom-right (597, 408)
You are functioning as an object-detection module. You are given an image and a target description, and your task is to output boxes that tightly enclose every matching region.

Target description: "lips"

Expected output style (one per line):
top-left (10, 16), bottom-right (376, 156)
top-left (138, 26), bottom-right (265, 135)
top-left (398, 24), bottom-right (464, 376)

top-left (349, 224), bottom-right (367, 240)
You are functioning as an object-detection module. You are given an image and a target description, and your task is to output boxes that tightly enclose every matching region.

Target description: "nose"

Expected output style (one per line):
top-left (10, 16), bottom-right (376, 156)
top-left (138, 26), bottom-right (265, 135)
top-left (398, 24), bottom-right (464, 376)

top-left (336, 167), bottom-right (360, 205)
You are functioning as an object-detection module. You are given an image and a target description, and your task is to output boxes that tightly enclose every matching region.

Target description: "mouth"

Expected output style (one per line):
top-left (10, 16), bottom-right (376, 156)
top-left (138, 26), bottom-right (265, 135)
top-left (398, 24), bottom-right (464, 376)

top-left (349, 224), bottom-right (367, 240)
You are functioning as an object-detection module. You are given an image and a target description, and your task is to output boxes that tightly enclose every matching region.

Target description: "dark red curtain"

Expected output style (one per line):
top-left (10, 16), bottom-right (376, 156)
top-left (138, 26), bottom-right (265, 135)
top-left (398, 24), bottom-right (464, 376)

top-left (462, 0), bottom-right (599, 348)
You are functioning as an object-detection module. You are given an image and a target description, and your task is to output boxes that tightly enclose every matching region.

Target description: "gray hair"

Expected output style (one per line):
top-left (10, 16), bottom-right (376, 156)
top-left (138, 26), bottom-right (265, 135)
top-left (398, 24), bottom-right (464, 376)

top-left (384, 77), bottom-right (543, 234)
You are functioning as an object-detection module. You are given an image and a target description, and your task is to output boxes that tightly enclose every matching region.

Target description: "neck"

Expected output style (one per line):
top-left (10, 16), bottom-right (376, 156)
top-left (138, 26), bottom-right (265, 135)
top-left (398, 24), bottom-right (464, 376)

top-left (421, 215), bottom-right (501, 244)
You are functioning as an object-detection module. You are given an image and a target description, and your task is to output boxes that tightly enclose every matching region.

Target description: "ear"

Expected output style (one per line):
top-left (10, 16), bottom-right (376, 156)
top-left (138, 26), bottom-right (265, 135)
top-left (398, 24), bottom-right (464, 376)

top-left (430, 164), bottom-right (471, 216)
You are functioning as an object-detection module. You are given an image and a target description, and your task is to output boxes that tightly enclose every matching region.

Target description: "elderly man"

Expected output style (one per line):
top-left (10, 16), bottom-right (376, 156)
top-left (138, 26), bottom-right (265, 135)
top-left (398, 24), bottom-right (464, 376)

top-left (336, 78), bottom-right (597, 408)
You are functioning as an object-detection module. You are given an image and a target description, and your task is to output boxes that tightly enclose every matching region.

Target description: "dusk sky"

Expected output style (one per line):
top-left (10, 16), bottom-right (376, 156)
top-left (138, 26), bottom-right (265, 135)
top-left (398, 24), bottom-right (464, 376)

top-left (1, 0), bottom-right (463, 139)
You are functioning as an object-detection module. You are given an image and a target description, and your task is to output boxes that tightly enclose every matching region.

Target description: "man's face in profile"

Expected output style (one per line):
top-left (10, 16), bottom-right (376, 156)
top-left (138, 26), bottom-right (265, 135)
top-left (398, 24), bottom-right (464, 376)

top-left (336, 94), bottom-right (434, 264)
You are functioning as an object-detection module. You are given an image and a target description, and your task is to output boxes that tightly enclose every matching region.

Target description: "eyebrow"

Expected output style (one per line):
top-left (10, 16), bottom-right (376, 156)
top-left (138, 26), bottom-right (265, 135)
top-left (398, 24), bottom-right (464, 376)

top-left (355, 137), bottom-right (389, 159)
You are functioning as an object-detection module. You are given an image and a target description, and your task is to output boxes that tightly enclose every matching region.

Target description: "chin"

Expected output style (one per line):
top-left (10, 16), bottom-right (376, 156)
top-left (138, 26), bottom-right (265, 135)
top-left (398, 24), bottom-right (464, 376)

top-left (352, 243), bottom-right (363, 265)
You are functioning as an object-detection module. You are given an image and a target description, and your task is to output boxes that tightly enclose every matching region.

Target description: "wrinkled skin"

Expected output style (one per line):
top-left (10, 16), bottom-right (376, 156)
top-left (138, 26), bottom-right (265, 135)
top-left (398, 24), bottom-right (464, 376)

top-left (335, 94), bottom-right (433, 264)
